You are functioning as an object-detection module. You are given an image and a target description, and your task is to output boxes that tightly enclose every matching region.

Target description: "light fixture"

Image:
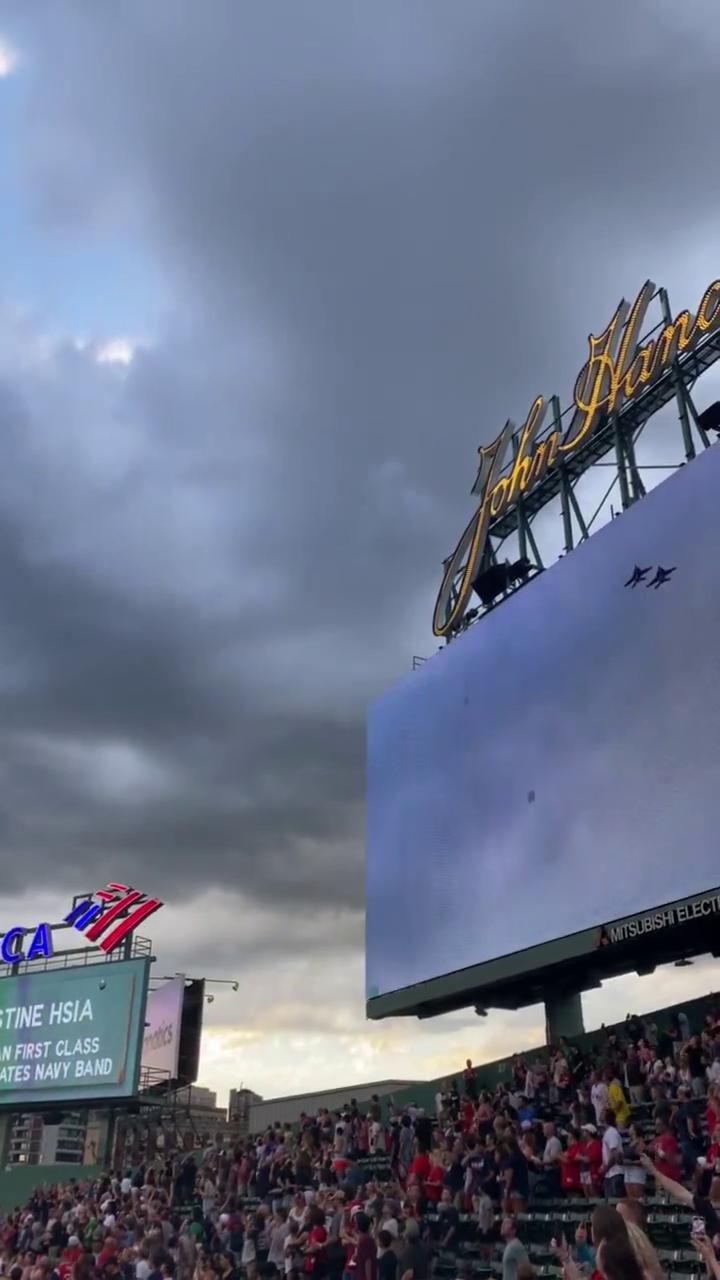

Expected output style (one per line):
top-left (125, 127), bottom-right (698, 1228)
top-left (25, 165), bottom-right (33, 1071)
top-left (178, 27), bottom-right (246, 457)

top-left (674, 957), bottom-right (693, 968)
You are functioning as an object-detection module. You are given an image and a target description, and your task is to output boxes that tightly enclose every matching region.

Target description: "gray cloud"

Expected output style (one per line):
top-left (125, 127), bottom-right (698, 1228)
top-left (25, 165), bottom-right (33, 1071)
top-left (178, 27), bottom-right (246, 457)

top-left (0, 0), bottom-right (717, 1040)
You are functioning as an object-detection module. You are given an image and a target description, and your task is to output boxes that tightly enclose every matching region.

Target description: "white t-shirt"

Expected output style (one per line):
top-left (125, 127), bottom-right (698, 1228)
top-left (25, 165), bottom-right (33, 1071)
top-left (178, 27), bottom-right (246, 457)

top-left (591, 1082), bottom-right (608, 1124)
top-left (602, 1125), bottom-right (623, 1178)
top-left (136, 1261), bottom-right (151, 1280)
top-left (121, 1177), bottom-right (133, 1195)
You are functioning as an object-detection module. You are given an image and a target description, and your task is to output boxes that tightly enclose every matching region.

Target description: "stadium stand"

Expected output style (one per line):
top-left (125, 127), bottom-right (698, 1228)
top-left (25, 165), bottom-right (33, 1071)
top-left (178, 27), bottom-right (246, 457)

top-left (2, 992), bottom-right (720, 1280)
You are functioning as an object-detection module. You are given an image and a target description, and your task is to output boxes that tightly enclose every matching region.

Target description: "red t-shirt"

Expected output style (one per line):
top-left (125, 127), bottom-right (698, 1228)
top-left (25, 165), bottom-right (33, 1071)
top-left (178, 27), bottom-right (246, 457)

top-left (461, 1101), bottom-right (475, 1131)
top-left (561, 1142), bottom-right (582, 1192)
top-left (355, 1235), bottom-right (377, 1280)
top-left (307, 1226), bottom-right (328, 1271)
top-left (584, 1138), bottom-right (603, 1184)
top-left (408, 1152), bottom-right (431, 1184)
top-left (653, 1132), bottom-right (680, 1180)
top-left (425, 1164), bottom-right (444, 1204)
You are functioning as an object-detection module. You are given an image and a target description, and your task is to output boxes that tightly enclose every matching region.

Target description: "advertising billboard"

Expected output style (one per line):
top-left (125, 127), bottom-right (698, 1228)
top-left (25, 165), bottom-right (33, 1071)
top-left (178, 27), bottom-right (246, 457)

top-left (141, 978), bottom-right (184, 1081)
top-left (0, 958), bottom-right (149, 1107)
top-left (366, 443), bottom-right (720, 1011)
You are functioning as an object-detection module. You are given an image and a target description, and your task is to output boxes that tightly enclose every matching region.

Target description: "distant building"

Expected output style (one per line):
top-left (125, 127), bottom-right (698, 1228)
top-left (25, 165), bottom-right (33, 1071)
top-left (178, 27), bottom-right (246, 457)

top-left (8, 1112), bottom-right (87, 1165)
top-left (228, 1087), bottom-right (263, 1133)
top-left (247, 1079), bottom-right (425, 1131)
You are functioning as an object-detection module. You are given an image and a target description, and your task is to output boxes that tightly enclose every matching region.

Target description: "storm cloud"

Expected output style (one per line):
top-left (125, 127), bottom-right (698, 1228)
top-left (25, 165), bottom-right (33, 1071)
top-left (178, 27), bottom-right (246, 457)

top-left (0, 0), bottom-right (718, 1094)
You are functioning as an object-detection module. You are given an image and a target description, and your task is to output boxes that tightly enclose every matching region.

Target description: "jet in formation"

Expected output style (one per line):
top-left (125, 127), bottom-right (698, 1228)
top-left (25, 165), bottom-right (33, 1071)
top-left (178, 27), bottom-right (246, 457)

top-left (624, 564), bottom-right (676, 589)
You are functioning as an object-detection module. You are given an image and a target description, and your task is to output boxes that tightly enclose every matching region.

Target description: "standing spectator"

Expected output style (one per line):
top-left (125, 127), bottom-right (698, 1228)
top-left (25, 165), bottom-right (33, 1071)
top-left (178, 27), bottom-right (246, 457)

top-left (591, 1073), bottom-right (609, 1128)
top-left (649, 1115), bottom-right (680, 1182)
top-left (353, 1216), bottom-right (376, 1280)
top-left (397, 1220), bottom-right (429, 1280)
top-left (463, 1062), bottom-right (478, 1103)
top-left (304, 1209), bottom-right (328, 1280)
top-left (622, 1125), bottom-right (648, 1201)
top-left (606, 1073), bottom-right (631, 1130)
top-left (560, 1128), bottom-right (583, 1198)
top-left (579, 1125), bottom-right (603, 1199)
top-left (539, 1123), bottom-right (562, 1197)
top-left (624, 1049), bottom-right (645, 1106)
top-left (500, 1219), bottom-right (528, 1280)
top-left (376, 1233), bottom-right (396, 1280)
top-left (687, 1037), bottom-right (707, 1098)
top-left (675, 1086), bottom-right (703, 1177)
top-left (398, 1120), bottom-right (415, 1183)
top-left (501, 1137), bottom-right (529, 1215)
top-left (602, 1110), bottom-right (625, 1199)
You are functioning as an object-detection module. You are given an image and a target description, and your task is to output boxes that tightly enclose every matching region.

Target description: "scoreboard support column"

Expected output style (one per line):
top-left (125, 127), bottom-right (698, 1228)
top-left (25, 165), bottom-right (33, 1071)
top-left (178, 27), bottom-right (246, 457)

top-left (544, 989), bottom-right (584, 1043)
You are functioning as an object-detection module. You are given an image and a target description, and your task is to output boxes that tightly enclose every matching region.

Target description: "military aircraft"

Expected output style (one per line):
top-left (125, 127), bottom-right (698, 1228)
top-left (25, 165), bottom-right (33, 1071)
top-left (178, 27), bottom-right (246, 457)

top-left (647, 565), bottom-right (676, 589)
top-left (624, 564), bottom-right (652, 588)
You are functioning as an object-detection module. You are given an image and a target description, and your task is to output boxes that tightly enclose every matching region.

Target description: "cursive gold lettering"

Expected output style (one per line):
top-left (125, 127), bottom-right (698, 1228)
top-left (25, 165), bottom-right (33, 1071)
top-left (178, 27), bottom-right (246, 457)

top-left (696, 280), bottom-right (720, 332)
top-left (560, 301), bottom-right (628, 454)
top-left (506, 397), bottom-right (548, 506)
top-left (622, 341), bottom-right (655, 398)
top-left (610, 279), bottom-right (656, 406)
top-left (432, 422), bottom-right (514, 638)
top-left (651, 309), bottom-right (694, 373)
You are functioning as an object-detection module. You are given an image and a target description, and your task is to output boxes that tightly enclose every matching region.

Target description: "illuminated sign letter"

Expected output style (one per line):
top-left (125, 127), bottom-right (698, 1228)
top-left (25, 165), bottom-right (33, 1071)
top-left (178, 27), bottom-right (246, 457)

top-left (696, 280), bottom-right (720, 333)
top-left (432, 421), bottom-right (514, 638)
top-left (26, 923), bottom-right (53, 962)
top-left (1, 928), bottom-right (25, 966)
top-left (560, 298), bottom-right (630, 454)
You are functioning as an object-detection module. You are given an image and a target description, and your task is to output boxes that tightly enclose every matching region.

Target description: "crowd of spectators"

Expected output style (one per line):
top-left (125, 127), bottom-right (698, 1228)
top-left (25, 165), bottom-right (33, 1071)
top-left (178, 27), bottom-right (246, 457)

top-left (4, 1006), bottom-right (720, 1280)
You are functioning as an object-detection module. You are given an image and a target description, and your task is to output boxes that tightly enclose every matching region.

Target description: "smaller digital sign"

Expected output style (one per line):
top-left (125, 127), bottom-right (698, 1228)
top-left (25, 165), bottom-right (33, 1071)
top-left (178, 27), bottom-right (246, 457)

top-left (141, 977), bottom-right (184, 1080)
top-left (0, 959), bottom-right (149, 1107)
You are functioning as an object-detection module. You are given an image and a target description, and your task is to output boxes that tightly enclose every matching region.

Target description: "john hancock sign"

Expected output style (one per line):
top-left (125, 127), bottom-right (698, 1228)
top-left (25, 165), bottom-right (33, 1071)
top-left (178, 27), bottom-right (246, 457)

top-left (434, 276), bottom-right (720, 638)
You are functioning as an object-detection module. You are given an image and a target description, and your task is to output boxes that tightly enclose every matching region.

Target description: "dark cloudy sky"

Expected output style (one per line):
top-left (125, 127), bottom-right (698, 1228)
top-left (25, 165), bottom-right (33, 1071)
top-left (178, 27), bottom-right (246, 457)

top-left (0, 2), bottom-right (719, 1101)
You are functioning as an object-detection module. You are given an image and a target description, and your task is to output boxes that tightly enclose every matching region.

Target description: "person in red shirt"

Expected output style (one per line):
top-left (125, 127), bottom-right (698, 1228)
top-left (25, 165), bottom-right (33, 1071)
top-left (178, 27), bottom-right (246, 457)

top-left (407, 1149), bottom-right (431, 1187)
top-left (58, 1237), bottom-right (83, 1280)
top-left (578, 1125), bottom-right (603, 1199)
top-left (96, 1238), bottom-right (118, 1272)
top-left (353, 1215), bottom-right (376, 1280)
top-left (561, 1128), bottom-right (583, 1195)
top-left (424, 1151), bottom-right (445, 1205)
top-left (706, 1123), bottom-right (720, 1199)
top-left (304, 1208), bottom-right (328, 1277)
top-left (460, 1099), bottom-right (475, 1132)
top-left (650, 1117), bottom-right (680, 1180)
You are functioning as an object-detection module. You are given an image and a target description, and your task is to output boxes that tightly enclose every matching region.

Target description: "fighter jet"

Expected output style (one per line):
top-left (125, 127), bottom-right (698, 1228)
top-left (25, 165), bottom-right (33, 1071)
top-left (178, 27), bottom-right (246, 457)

top-left (647, 565), bottom-right (677, 589)
top-left (624, 564), bottom-right (652, 588)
